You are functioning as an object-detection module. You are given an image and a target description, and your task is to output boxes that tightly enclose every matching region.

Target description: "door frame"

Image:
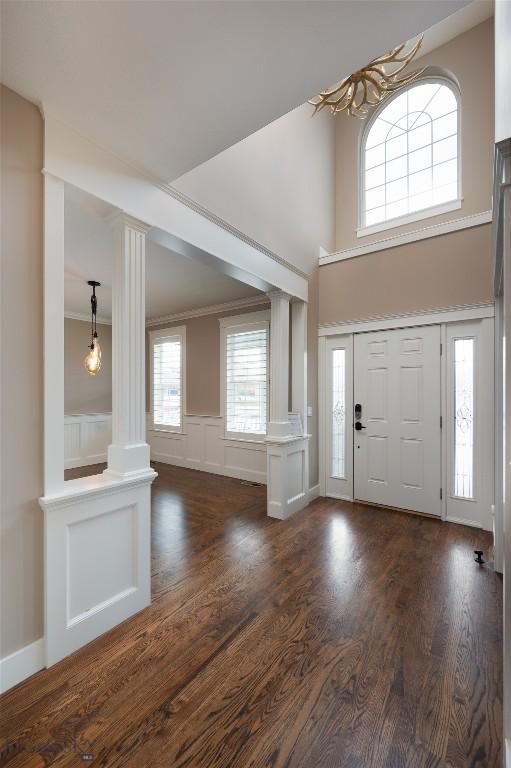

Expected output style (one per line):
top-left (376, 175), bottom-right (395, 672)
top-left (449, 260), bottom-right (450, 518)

top-left (318, 303), bottom-right (495, 529)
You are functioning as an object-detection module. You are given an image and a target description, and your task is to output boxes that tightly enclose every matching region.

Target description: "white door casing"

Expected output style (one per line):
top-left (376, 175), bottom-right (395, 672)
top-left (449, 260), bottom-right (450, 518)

top-left (353, 325), bottom-right (442, 515)
top-left (319, 307), bottom-right (494, 531)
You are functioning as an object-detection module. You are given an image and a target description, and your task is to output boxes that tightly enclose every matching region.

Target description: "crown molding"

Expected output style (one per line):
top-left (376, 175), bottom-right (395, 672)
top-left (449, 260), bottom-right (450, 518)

top-left (158, 183), bottom-right (309, 282)
top-left (64, 311), bottom-right (112, 325)
top-left (318, 301), bottom-right (495, 337)
top-left (42, 109), bottom-right (308, 283)
top-left (320, 210), bottom-right (493, 266)
top-left (145, 295), bottom-right (270, 328)
top-left (65, 296), bottom-right (269, 329)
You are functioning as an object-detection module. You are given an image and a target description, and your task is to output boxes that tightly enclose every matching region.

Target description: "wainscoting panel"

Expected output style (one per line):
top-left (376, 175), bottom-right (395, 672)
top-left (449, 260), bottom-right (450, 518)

top-left (40, 472), bottom-right (155, 666)
top-left (147, 415), bottom-right (266, 483)
top-left (64, 413), bottom-right (112, 469)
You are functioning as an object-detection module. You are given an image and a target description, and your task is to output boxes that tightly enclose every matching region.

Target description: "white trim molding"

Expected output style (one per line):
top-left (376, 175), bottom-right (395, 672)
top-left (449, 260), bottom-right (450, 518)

top-left (319, 302), bottom-right (495, 337)
top-left (357, 199), bottom-right (463, 239)
top-left (43, 113), bottom-right (308, 301)
top-left (146, 295), bottom-right (269, 328)
top-left (319, 210), bottom-right (492, 266)
top-left (0, 638), bottom-right (45, 694)
top-left (162, 184), bottom-right (309, 282)
top-left (66, 296), bottom-right (270, 329)
top-left (64, 311), bottom-right (112, 325)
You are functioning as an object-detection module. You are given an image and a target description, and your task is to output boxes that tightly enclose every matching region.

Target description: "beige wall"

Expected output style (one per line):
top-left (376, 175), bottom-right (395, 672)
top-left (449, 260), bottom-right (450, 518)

top-left (334, 19), bottom-right (494, 252)
top-left (146, 303), bottom-right (270, 416)
top-left (319, 224), bottom-right (493, 325)
top-left (1, 85), bottom-right (44, 657)
top-left (64, 318), bottom-right (112, 414)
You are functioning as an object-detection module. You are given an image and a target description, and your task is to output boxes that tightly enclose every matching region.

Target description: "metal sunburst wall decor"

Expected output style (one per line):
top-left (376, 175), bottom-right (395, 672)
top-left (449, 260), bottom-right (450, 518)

top-left (309, 36), bottom-right (424, 119)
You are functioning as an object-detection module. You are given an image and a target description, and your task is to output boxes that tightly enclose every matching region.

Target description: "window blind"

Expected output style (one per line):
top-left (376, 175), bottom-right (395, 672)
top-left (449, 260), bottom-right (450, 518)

top-left (226, 327), bottom-right (267, 435)
top-left (153, 337), bottom-right (182, 428)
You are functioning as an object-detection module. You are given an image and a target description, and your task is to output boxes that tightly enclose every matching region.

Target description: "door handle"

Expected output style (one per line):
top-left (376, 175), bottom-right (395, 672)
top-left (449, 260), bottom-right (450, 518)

top-left (354, 421), bottom-right (366, 431)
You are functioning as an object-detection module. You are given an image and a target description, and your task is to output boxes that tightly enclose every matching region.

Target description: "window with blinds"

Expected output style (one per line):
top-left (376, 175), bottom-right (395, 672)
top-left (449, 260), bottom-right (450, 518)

top-left (152, 334), bottom-right (183, 429)
top-left (225, 325), bottom-right (268, 436)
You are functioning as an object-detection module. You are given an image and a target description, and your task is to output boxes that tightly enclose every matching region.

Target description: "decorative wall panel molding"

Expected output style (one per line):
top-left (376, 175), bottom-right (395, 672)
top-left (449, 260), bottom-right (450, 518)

top-left (64, 413), bottom-right (112, 469)
top-left (147, 415), bottom-right (267, 483)
top-left (40, 470), bottom-right (155, 666)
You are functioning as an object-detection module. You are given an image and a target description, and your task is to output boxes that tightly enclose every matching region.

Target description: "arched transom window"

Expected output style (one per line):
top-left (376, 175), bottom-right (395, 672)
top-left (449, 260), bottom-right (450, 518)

top-left (362, 79), bottom-right (459, 229)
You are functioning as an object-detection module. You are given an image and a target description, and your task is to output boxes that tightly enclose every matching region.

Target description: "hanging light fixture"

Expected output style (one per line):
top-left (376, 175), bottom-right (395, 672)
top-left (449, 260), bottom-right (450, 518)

top-left (309, 36), bottom-right (424, 119)
top-left (84, 280), bottom-right (102, 376)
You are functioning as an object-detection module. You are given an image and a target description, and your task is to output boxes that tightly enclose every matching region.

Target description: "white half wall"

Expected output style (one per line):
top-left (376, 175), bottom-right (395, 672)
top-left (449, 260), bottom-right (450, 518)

top-left (148, 415), bottom-right (266, 484)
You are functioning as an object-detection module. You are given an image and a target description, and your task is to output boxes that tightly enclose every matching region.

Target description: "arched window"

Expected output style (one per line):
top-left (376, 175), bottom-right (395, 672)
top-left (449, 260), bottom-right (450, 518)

top-left (361, 78), bottom-right (460, 230)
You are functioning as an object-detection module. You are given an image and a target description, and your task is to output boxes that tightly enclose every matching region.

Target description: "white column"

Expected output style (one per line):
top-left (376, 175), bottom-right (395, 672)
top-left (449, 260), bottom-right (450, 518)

top-left (267, 290), bottom-right (291, 439)
top-left (291, 300), bottom-right (308, 436)
top-left (266, 292), bottom-right (310, 520)
top-left (105, 213), bottom-right (151, 478)
top-left (43, 172), bottom-right (65, 494)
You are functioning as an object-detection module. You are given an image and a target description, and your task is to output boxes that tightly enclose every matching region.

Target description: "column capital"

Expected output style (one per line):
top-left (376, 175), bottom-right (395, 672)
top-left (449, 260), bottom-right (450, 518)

top-left (105, 210), bottom-right (151, 235)
top-left (266, 289), bottom-right (292, 304)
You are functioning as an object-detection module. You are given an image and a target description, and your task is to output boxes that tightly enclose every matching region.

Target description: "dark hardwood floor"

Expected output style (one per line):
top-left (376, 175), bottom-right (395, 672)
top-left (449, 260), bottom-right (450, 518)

top-left (1, 462), bottom-right (502, 767)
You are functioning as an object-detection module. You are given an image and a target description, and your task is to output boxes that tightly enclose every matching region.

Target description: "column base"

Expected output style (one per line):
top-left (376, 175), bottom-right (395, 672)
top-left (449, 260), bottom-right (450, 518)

top-left (266, 436), bottom-right (310, 520)
top-left (104, 442), bottom-right (152, 480)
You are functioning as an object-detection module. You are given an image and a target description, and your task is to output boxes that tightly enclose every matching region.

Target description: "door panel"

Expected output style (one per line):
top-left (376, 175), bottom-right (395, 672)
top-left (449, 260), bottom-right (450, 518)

top-left (354, 325), bottom-right (441, 515)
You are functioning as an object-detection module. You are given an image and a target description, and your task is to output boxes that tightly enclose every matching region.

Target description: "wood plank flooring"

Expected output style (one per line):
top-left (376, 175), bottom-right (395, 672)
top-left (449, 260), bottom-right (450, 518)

top-left (1, 462), bottom-right (502, 767)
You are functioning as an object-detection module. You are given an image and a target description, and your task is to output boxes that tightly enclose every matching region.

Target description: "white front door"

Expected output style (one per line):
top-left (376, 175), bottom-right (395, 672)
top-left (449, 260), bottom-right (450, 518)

top-left (353, 325), bottom-right (441, 515)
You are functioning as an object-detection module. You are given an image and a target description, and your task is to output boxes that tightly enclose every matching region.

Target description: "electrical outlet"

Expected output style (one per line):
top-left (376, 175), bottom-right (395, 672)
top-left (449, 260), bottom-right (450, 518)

top-left (307, 405), bottom-right (313, 417)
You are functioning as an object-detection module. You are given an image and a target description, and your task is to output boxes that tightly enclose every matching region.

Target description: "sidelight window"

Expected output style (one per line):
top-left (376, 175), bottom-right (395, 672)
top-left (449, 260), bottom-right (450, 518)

top-left (453, 337), bottom-right (474, 499)
top-left (331, 348), bottom-right (346, 478)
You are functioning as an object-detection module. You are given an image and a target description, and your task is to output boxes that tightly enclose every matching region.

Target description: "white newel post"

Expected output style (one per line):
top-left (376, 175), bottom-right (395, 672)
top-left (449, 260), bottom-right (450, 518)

top-left (266, 293), bottom-right (310, 519)
top-left (105, 214), bottom-right (151, 478)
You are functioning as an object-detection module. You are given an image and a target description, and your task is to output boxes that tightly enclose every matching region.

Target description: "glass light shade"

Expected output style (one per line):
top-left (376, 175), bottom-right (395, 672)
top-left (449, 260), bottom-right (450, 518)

top-left (84, 338), bottom-right (101, 376)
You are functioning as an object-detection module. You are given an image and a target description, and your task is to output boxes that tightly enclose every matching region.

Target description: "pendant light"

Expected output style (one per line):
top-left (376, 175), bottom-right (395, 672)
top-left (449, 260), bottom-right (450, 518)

top-left (84, 280), bottom-right (102, 376)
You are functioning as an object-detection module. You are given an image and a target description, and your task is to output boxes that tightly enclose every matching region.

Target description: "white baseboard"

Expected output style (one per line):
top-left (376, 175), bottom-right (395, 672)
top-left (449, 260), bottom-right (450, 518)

top-left (307, 484), bottom-right (321, 503)
top-left (445, 515), bottom-right (486, 530)
top-left (0, 638), bottom-right (45, 694)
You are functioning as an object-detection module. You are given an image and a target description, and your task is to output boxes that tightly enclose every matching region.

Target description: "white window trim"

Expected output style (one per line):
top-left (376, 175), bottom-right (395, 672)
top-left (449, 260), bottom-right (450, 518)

top-left (357, 198), bottom-right (462, 238)
top-left (358, 75), bottom-right (462, 237)
top-left (149, 325), bottom-right (186, 434)
top-left (219, 310), bottom-right (270, 443)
